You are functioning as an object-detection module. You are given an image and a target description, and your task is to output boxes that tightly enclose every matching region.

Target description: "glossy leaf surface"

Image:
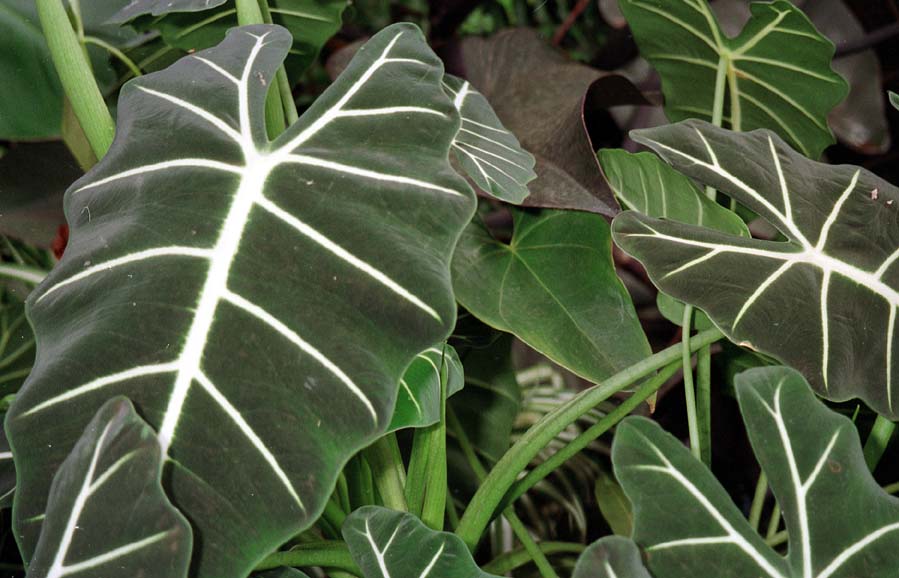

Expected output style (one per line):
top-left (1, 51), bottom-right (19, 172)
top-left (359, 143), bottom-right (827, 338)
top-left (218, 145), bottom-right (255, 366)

top-left (443, 74), bottom-right (536, 204)
top-left (572, 537), bottom-right (651, 578)
top-left (614, 366), bottom-right (899, 578)
top-left (9, 23), bottom-right (473, 578)
top-left (618, 0), bottom-right (847, 158)
top-left (27, 397), bottom-right (191, 578)
top-left (343, 506), bottom-right (500, 578)
top-left (613, 120), bottom-right (899, 416)
top-left (389, 345), bottom-right (463, 432)
top-left (453, 208), bottom-right (650, 385)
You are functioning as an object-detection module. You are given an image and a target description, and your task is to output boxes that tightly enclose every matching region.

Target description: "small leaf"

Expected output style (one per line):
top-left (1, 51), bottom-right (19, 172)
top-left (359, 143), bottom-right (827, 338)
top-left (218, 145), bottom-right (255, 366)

top-left (614, 366), bottom-right (899, 578)
top-left (389, 345), bottom-right (464, 432)
top-left (613, 120), bottom-right (899, 417)
top-left (343, 506), bottom-right (501, 578)
top-left (10, 23), bottom-right (473, 578)
top-left (618, 0), bottom-right (848, 159)
top-left (454, 29), bottom-right (651, 216)
top-left (890, 91), bottom-right (899, 111)
top-left (454, 208), bottom-right (650, 385)
top-left (573, 536), bottom-right (651, 578)
top-left (26, 397), bottom-right (191, 578)
top-left (594, 469), bottom-right (633, 537)
top-left (443, 74), bottom-right (536, 204)
top-left (600, 149), bottom-right (747, 237)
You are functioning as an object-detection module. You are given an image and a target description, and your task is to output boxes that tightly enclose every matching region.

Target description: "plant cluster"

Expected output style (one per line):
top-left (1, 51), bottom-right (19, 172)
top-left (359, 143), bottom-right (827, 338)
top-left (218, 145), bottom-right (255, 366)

top-left (1, 1), bottom-right (899, 577)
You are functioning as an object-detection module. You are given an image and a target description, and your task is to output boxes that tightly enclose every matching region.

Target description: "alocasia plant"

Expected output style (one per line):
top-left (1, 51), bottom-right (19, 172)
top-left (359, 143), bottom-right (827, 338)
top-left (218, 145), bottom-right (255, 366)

top-left (613, 120), bottom-right (899, 417)
top-left (8, 23), bottom-right (477, 578)
top-left (618, 0), bottom-right (848, 158)
top-left (27, 397), bottom-right (192, 578)
top-left (606, 366), bottom-right (899, 578)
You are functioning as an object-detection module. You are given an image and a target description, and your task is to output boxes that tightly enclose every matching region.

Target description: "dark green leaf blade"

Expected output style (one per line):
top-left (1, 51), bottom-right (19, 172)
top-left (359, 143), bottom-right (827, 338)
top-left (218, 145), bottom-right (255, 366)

top-left (389, 345), bottom-right (464, 432)
top-left (599, 149), bottom-right (747, 237)
top-left (25, 397), bottom-right (191, 578)
top-left (618, 0), bottom-right (848, 158)
top-left (612, 120), bottom-right (899, 416)
top-left (612, 366), bottom-right (899, 578)
top-left (343, 506), bottom-right (501, 578)
top-left (443, 75), bottom-right (536, 204)
top-left (9, 22), bottom-right (473, 578)
top-left (453, 208), bottom-right (650, 385)
top-left (573, 536), bottom-right (651, 578)
top-left (891, 91), bottom-right (899, 111)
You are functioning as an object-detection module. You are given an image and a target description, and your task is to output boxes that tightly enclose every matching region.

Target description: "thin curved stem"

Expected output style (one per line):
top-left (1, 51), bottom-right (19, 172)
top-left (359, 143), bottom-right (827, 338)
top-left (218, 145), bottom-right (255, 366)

top-left (682, 306), bottom-right (702, 462)
top-left (83, 36), bottom-right (142, 77)
top-left (455, 328), bottom-right (725, 550)
top-left (255, 541), bottom-right (359, 573)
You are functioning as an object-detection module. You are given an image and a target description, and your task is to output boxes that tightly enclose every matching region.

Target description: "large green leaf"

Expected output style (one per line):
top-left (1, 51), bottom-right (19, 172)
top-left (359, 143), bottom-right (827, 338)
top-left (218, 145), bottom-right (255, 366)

top-left (618, 0), bottom-right (847, 158)
top-left (453, 208), bottom-right (650, 385)
top-left (572, 537), bottom-right (651, 578)
top-left (613, 120), bottom-right (899, 416)
top-left (343, 506), bottom-right (500, 578)
top-left (614, 366), bottom-right (899, 577)
top-left (8, 23), bottom-right (474, 578)
top-left (389, 345), bottom-right (463, 432)
top-left (27, 397), bottom-right (191, 578)
top-left (600, 147), bottom-right (748, 328)
top-left (113, 0), bottom-right (346, 77)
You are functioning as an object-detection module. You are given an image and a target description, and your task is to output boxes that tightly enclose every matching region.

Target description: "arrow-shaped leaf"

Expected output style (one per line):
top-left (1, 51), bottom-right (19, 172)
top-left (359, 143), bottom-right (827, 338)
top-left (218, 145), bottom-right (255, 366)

top-left (613, 366), bottom-right (899, 578)
top-left (26, 397), bottom-right (191, 578)
top-left (343, 506), bottom-right (500, 578)
top-left (442, 75), bottom-right (536, 204)
top-left (613, 120), bottom-right (899, 416)
top-left (9, 22), bottom-right (474, 578)
top-left (572, 536), bottom-right (651, 578)
top-left (453, 208), bottom-right (650, 385)
top-left (389, 345), bottom-right (463, 432)
top-left (618, 0), bottom-right (847, 158)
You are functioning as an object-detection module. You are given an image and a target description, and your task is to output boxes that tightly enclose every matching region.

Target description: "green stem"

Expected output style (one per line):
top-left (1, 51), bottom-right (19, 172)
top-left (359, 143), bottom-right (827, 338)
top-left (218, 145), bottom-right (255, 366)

top-left (320, 497), bottom-right (347, 532)
top-left (765, 502), bottom-right (781, 540)
top-left (498, 362), bottom-right (680, 512)
top-left (482, 543), bottom-right (586, 575)
top-left (697, 344), bottom-right (712, 466)
top-left (455, 328), bottom-right (725, 550)
top-left (748, 471), bottom-right (767, 532)
top-left (363, 434), bottom-right (408, 512)
top-left (711, 56), bottom-right (727, 128)
top-left (0, 264), bottom-right (45, 285)
top-left (254, 541), bottom-right (359, 573)
top-left (235, 0), bottom-right (286, 136)
top-left (448, 407), bottom-right (559, 578)
top-left (863, 415), bottom-right (896, 472)
top-left (256, 0), bottom-right (299, 125)
top-left (420, 361), bottom-right (449, 530)
top-left (405, 426), bottom-right (432, 516)
top-left (36, 0), bottom-right (115, 159)
top-left (83, 36), bottom-right (142, 77)
top-left (0, 340), bottom-right (35, 371)
top-left (681, 306), bottom-right (702, 463)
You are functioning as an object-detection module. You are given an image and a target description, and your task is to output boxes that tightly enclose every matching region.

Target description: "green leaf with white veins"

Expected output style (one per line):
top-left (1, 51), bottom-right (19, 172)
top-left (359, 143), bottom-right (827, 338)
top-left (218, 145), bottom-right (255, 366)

top-left (8, 22), bottom-right (474, 578)
top-left (572, 537), bottom-right (651, 578)
top-left (343, 506), bottom-right (501, 578)
top-left (442, 75), bottom-right (536, 204)
top-left (617, 0), bottom-right (848, 159)
top-left (453, 208), bottom-right (650, 386)
top-left (27, 397), bottom-right (191, 578)
top-left (613, 120), bottom-right (899, 417)
top-left (389, 345), bottom-right (464, 432)
top-left (614, 366), bottom-right (899, 578)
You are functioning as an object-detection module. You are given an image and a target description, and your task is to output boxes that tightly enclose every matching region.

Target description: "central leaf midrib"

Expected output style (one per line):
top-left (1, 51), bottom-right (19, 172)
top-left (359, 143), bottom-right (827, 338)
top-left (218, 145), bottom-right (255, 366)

top-left (156, 154), bottom-right (271, 454)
